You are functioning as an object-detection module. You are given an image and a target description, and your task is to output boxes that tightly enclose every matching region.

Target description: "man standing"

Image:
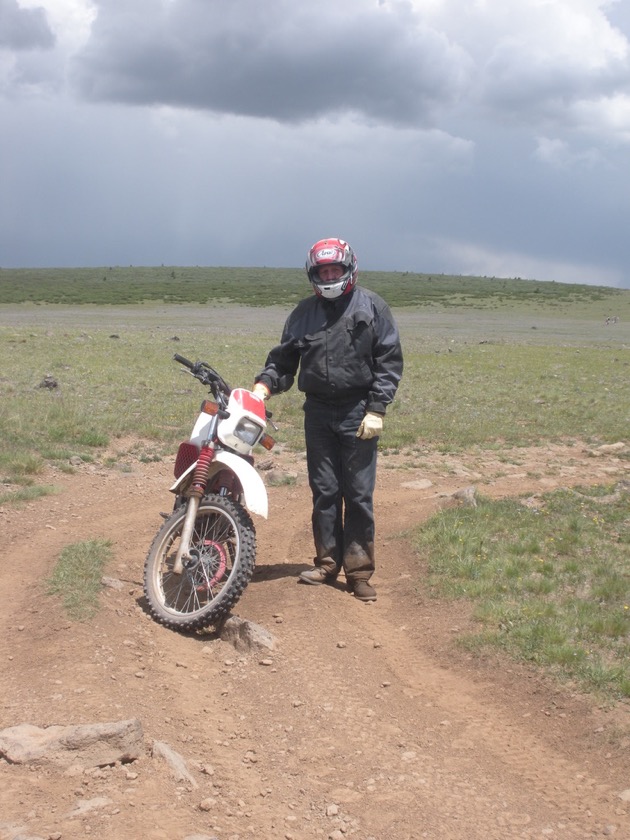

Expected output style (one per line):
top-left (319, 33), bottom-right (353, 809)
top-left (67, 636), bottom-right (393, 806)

top-left (253, 238), bottom-right (403, 602)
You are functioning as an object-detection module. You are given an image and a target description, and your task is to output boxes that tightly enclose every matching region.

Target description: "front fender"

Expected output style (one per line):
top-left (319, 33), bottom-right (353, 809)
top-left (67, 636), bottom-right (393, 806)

top-left (169, 450), bottom-right (268, 519)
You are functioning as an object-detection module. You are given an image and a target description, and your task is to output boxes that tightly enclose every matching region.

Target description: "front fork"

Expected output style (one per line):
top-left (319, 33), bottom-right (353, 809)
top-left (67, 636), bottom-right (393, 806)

top-left (173, 496), bottom-right (201, 574)
top-left (173, 443), bottom-right (215, 575)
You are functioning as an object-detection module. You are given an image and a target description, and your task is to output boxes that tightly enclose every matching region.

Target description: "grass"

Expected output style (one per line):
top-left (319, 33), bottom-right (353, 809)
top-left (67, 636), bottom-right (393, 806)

top-left (46, 539), bottom-right (114, 621)
top-left (0, 484), bottom-right (57, 505)
top-left (1, 330), bottom-right (628, 496)
top-left (1, 265), bottom-right (629, 312)
top-left (387, 343), bottom-right (630, 450)
top-left (0, 327), bottom-right (277, 496)
top-left (2, 270), bottom-right (630, 703)
top-left (412, 485), bottom-right (630, 698)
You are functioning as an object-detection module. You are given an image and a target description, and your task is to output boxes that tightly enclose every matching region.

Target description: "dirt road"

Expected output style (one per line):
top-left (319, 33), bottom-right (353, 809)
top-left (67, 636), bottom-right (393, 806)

top-left (1, 441), bottom-right (629, 840)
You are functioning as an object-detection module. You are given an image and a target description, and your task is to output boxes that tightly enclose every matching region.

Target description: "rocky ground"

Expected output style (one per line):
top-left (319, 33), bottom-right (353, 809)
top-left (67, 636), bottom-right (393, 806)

top-left (1, 440), bottom-right (629, 840)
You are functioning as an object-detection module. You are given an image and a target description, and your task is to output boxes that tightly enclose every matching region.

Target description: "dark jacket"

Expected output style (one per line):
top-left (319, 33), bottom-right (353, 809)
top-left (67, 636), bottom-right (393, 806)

top-left (256, 287), bottom-right (403, 415)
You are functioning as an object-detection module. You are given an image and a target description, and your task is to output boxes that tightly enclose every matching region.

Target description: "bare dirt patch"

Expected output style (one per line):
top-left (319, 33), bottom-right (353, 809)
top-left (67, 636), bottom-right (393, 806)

top-left (1, 441), bottom-right (629, 840)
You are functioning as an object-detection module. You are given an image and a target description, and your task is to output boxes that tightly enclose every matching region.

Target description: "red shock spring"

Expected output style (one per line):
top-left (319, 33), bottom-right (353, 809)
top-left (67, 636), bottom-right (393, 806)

top-left (189, 443), bottom-right (214, 498)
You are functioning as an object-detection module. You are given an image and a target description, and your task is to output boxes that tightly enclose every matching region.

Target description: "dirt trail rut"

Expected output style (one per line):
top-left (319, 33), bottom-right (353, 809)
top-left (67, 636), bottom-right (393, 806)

top-left (1, 441), bottom-right (629, 840)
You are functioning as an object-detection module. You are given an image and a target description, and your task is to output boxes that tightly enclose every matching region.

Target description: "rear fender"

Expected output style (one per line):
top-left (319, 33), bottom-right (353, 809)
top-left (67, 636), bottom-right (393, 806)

top-left (169, 450), bottom-right (268, 519)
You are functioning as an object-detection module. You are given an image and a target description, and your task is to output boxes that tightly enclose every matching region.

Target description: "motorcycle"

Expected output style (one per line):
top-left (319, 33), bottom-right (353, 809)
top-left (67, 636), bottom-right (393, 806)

top-left (143, 354), bottom-right (275, 632)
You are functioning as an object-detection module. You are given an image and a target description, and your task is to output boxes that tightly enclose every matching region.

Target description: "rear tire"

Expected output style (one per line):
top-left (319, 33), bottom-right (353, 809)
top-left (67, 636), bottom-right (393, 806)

top-left (144, 494), bottom-right (256, 631)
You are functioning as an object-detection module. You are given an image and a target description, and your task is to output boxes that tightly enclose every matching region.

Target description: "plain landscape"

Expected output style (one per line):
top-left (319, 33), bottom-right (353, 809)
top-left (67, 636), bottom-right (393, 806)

top-left (0, 269), bottom-right (629, 840)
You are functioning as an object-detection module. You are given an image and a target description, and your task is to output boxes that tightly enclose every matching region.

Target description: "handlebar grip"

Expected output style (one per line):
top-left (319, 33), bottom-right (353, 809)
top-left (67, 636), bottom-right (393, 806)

top-left (173, 353), bottom-right (194, 369)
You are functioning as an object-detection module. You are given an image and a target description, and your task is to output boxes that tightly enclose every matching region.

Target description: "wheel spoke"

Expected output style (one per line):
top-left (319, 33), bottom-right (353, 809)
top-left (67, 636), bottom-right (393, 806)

top-left (144, 494), bottom-right (255, 629)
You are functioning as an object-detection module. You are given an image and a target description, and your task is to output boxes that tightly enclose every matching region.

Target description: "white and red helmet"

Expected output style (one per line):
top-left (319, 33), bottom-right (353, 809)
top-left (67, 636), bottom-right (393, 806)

top-left (305, 238), bottom-right (358, 299)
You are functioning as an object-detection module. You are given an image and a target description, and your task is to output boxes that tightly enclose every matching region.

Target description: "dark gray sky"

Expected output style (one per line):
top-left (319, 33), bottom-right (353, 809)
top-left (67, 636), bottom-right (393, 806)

top-left (1, 0), bottom-right (629, 287)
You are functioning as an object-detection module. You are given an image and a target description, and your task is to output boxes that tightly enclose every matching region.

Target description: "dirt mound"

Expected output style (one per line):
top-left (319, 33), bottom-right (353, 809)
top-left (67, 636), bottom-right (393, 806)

top-left (1, 442), bottom-right (629, 840)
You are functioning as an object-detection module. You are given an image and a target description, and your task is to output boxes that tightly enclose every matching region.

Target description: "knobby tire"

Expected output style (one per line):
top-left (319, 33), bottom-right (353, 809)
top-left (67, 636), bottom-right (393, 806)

top-left (143, 493), bottom-right (256, 632)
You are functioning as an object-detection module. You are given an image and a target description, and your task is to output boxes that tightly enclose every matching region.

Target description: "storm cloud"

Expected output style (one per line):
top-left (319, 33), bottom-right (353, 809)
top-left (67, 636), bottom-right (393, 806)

top-left (0, 0), bottom-right (55, 50)
top-left (1, 0), bottom-right (630, 287)
top-left (72, 0), bottom-right (472, 126)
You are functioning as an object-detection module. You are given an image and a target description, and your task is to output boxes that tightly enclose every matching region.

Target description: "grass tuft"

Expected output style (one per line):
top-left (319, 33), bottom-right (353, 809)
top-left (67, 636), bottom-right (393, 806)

top-left (46, 539), bottom-right (114, 621)
top-left (0, 484), bottom-right (58, 505)
top-left (0, 485), bottom-right (57, 505)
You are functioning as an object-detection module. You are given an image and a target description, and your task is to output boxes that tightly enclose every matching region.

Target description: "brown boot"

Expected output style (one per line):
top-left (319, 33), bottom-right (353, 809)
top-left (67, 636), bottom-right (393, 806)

top-left (352, 580), bottom-right (377, 602)
top-left (299, 566), bottom-right (338, 586)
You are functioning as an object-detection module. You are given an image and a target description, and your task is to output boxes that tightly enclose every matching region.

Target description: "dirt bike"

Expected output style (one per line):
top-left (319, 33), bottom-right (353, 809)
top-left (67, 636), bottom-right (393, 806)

top-left (143, 354), bottom-right (275, 632)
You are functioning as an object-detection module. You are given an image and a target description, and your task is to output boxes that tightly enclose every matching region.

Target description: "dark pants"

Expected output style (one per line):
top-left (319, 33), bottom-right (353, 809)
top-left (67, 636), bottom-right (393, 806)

top-left (304, 396), bottom-right (378, 583)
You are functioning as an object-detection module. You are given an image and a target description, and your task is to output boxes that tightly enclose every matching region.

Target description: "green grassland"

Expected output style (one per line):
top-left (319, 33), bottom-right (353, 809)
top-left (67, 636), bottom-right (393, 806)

top-left (1, 269), bottom-right (628, 473)
top-left (1, 269), bottom-right (629, 699)
top-left (1, 264), bottom-right (629, 314)
top-left (414, 485), bottom-right (630, 699)
top-left (1, 321), bottom-right (628, 475)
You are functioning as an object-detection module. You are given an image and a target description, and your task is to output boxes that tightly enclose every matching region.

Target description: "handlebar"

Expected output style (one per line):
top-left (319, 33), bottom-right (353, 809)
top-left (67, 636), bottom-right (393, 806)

top-left (173, 353), bottom-right (273, 422)
top-left (173, 353), bottom-right (194, 370)
top-left (173, 354), bottom-right (231, 396)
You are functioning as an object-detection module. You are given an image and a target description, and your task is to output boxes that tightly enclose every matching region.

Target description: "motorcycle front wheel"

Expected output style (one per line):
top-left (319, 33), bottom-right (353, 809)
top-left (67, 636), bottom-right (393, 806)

top-left (143, 493), bottom-right (256, 631)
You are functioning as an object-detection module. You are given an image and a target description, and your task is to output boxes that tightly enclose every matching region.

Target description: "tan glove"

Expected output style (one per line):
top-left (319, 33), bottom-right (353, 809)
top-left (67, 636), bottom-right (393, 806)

top-left (356, 411), bottom-right (383, 440)
top-left (252, 382), bottom-right (270, 400)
